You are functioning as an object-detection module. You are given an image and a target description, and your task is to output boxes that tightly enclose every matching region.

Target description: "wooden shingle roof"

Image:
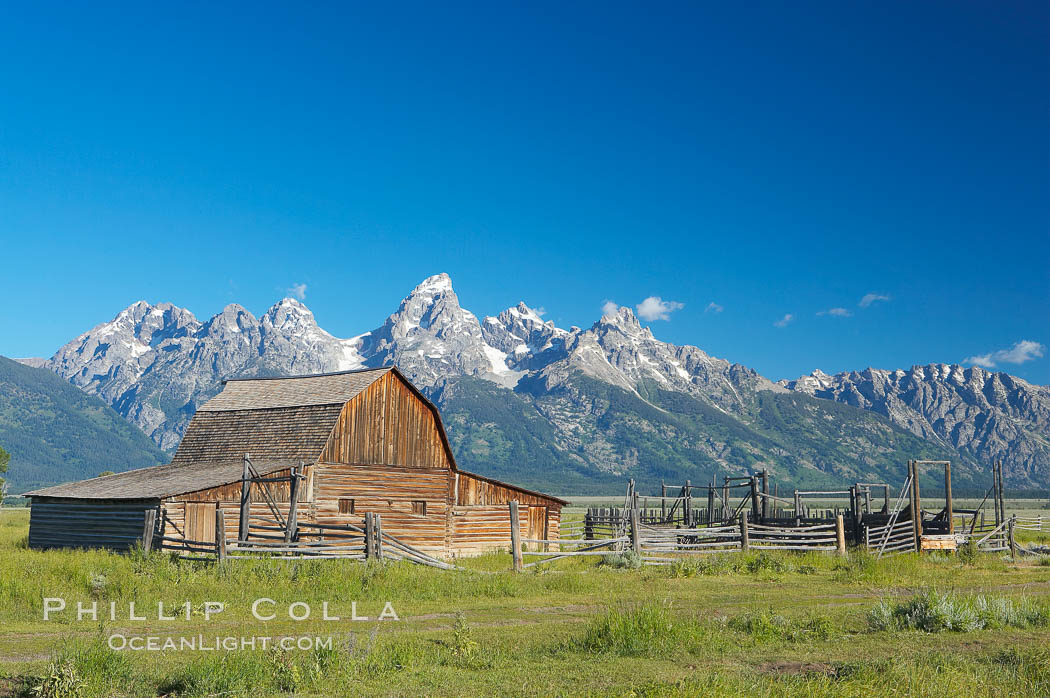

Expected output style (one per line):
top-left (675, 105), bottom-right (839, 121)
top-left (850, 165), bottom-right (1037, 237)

top-left (198, 368), bottom-right (391, 412)
top-left (26, 459), bottom-right (298, 500)
top-left (171, 404), bottom-right (345, 464)
top-left (171, 368), bottom-right (391, 464)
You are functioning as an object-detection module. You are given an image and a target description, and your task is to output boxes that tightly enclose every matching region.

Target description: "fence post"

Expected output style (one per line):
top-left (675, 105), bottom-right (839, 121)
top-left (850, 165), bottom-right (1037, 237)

top-left (239, 453), bottom-right (251, 542)
top-left (739, 511), bottom-right (749, 552)
top-left (364, 512), bottom-right (375, 561)
top-left (909, 461), bottom-right (923, 553)
top-left (141, 509), bottom-right (156, 553)
top-left (215, 506), bottom-right (226, 562)
top-left (684, 480), bottom-right (692, 527)
top-left (945, 462), bottom-right (954, 535)
top-left (1008, 516), bottom-right (1017, 560)
top-left (835, 514), bottom-right (847, 556)
top-left (761, 470), bottom-right (769, 520)
top-left (509, 501), bottom-right (523, 572)
top-left (374, 513), bottom-right (384, 561)
top-left (285, 463), bottom-right (301, 543)
top-left (749, 477), bottom-right (760, 524)
top-left (630, 506), bottom-right (641, 555)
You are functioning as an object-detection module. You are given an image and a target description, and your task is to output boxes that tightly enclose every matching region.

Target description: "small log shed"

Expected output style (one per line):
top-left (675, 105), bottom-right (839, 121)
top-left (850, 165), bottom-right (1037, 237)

top-left (26, 367), bottom-right (566, 557)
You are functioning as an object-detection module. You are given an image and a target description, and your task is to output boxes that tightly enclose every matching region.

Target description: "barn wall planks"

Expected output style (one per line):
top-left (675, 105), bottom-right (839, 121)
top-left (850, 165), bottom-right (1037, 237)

top-left (311, 462), bottom-right (451, 554)
top-left (456, 472), bottom-right (556, 508)
top-left (161, 500), bottom-right (296, 543)
top-left (321, 372), bottom-right (452, 470)
top-left (29, 497), bottom-right (158, 550)
top-left (157, 463), bottom-right (564, 557)
top-left (172, 467), bottom-right (310, 504)
top-left (449, 505), bottom-right (530, 556)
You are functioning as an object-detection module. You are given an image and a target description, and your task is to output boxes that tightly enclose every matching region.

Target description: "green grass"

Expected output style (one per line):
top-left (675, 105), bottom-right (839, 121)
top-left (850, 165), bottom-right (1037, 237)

top-left (868, 589), bottom-right (1050, 633)
top-left (2, 508), bottom-right (1050, 696)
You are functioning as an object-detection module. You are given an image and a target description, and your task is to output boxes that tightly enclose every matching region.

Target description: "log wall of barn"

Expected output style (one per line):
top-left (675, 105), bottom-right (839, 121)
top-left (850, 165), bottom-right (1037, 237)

top-left (170, 467), bottom-right (307, 504)
top-left (310, 462), bottom-right (451, 554)
top-left (448, 503), bottom-right (564, 556)
top-left (455, 472), bottom-right (559, 508)
top-left (320, 372), bottom-right (452, 470)
top-left (29, 497), bottom-right (158, 550)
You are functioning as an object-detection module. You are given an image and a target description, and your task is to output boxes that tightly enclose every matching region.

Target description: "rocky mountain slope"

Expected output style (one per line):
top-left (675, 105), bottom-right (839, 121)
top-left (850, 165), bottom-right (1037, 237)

top-left (781, 366), bottom-right (1050, 487)
top-left (0, 356), bottom-right (167, 492)
top-left (31, 272), bottom-right (1046, 491)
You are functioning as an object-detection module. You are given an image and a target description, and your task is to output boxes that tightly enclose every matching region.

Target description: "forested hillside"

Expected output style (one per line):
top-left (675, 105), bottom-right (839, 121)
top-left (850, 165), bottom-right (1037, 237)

top-left (0, 356), bottom-right (167, 492)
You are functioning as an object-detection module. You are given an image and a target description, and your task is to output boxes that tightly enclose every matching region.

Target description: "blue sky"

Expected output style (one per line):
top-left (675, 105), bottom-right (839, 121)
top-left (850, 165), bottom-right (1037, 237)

top-left (1, 2), bottom-right (1047, 384)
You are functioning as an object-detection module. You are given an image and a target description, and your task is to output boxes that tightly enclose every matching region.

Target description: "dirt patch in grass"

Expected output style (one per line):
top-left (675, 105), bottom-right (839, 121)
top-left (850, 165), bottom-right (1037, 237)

top-left (757, 660), bottom-right (835, 676)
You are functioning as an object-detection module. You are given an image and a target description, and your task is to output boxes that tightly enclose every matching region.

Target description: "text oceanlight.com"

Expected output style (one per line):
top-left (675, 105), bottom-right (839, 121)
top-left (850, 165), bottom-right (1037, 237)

top-left (107, 635), bottom-right (337, 652)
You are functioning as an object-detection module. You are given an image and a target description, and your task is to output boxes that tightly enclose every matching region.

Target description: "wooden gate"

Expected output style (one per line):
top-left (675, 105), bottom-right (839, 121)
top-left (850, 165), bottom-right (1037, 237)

top-left (185, 502), bottom-right (217, 544)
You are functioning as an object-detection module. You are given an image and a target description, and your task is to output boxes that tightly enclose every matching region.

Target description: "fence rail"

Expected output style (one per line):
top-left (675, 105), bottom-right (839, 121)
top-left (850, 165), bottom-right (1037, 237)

top-left (1014, 515), bottom-right (1050, 532)
top-left (519, 536), bottom-right (629, 568)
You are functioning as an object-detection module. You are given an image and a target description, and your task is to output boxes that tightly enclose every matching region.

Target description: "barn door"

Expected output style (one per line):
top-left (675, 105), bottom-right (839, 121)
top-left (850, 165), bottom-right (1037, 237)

top-left (528, 506), bottom-right (548, 551)
top-left (185, 502), bottom-right (217, 544)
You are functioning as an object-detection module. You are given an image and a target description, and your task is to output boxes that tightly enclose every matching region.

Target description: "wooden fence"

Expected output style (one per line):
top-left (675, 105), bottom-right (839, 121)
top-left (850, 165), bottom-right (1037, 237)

top-left (515, 511), bottom-right (846, 569)
top-left (1014, 515), bottom-right (1050, 532)
top-left (864, 518), bottom-right (915, 557)
top-left (864, 516), bottom-right (1016, 557)
top-left (145, 510), bottom-right (460, 570)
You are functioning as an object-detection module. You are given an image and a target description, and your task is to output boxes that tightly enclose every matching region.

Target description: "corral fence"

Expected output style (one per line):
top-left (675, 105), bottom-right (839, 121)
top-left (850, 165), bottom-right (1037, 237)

top-left (863, 515), bottom-right (1016, 557)
top-left (144, 508), bottom-right (461, 570)
top-left (1014, 515), bottom-right (1050, 532)
top-left (511, 499), bottom-right (847, 570)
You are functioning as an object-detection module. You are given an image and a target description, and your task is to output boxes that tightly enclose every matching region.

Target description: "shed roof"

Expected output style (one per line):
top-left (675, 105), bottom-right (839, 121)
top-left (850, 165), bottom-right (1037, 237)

top-left (26, 459), bottom-right (299, 500)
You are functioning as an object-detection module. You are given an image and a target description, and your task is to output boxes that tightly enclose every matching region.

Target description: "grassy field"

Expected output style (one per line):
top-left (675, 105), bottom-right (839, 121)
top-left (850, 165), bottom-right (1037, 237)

top-left (1, 508), bottom-right (1049, 696)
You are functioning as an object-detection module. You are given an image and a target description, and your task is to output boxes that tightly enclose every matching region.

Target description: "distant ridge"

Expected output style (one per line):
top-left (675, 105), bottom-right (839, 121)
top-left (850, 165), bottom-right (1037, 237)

top-left (0, 355), bottom-right (167, 493)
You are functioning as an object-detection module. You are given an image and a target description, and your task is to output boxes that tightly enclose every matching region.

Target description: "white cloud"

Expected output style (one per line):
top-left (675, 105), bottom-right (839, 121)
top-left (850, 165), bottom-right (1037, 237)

top-left (965, 340), bottom-right (1045, 369)
top-left (635, 296), bottom-right (685, 321)
top-left (859, 293), bottom-right (891, 308)
top-left (774, 313), bottom-right (794, 328)
top-left (287, 283), bottom-right (307, 300)
top-left (967, 354), bottom-right (997, 369)
top-left (817, 307), bottom-right (852, 317)
top-left (534, 307), bottom-right (547, 317)
top-left (601, 300), bottom-right (620, 317)
top-left (705, 301), bottom-right (724, 314)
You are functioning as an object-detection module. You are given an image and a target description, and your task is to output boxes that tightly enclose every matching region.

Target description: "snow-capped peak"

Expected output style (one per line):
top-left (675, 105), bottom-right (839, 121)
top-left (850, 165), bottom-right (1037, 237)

top-left (411, 272), bottom-right (454, 297)
top-left (509, 302), bottom-right (545, 325)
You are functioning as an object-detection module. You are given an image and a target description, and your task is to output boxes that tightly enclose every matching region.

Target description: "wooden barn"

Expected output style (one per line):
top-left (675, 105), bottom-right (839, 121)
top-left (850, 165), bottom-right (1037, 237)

top-left (26, 367), bottom-right (566, 558)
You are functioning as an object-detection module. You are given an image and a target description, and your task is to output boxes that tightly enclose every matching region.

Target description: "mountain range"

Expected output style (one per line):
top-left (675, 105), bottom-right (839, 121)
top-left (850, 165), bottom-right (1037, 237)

top-left (16, 273), bottom-right (1050, 493)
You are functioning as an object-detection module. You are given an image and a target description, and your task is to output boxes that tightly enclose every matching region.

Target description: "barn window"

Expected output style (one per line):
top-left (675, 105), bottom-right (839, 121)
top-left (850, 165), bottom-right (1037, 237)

top-left (411, 501), bottom-right (427, 517)
top-left (338, 498), bottom-right (355, 515)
